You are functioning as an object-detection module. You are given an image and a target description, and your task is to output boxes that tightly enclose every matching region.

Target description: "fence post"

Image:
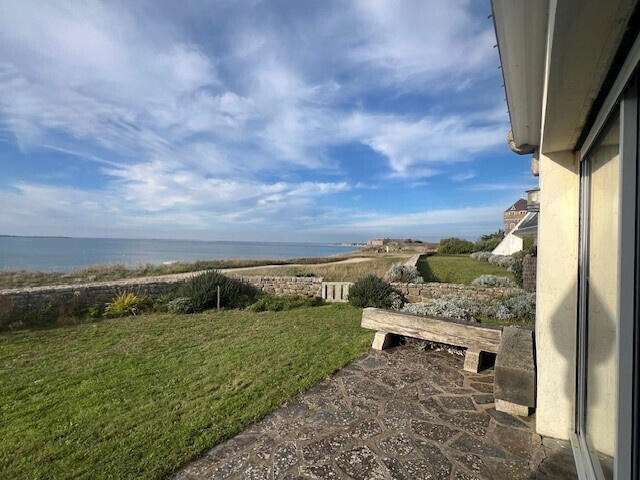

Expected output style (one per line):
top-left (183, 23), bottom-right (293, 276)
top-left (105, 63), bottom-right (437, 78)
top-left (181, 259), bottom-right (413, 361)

top-left (217, 286), bottom-right (221, 311)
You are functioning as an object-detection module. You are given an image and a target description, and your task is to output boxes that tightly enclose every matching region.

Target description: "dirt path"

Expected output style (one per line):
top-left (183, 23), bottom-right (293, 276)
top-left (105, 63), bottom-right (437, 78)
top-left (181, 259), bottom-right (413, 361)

top-left (220, 256), bottom-right (375, 273)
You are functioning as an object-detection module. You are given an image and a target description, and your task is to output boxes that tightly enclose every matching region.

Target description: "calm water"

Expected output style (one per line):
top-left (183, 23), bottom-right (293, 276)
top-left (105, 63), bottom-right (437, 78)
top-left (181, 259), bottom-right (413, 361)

top-left (0, 237), bottom-right (357, 272)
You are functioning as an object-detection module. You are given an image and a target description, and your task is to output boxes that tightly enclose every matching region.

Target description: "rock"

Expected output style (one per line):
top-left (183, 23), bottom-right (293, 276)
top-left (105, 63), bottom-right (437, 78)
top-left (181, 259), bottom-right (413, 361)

top-left (495, 327), bottom-right (535, 410)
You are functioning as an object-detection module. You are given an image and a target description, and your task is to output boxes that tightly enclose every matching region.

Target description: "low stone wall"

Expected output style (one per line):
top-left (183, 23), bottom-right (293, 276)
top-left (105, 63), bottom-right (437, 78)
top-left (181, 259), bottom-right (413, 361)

top-left (522, 254), bottom-right (537, 292)
top-left (0, 273), bottom-right (323, 330)
top-left (391, 282), bottom-right (522, 303)
top-left (234, 276), bottom-right (322, 298)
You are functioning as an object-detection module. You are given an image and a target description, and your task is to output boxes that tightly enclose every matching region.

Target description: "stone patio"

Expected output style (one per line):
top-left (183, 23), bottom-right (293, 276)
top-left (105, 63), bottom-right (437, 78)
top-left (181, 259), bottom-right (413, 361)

top-left (174, 343), bottom-right (577, 480)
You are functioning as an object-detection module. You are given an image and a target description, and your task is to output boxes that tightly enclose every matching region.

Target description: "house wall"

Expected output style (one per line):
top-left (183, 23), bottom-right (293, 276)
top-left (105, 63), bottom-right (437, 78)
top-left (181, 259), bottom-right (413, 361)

top-left (535, 150), bottom-right (579, 440)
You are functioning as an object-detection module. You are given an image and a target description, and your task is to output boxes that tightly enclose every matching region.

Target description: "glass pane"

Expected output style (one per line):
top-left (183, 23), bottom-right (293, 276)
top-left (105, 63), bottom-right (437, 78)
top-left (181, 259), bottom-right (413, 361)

top-left (585, 112), bottom-right (620, 478)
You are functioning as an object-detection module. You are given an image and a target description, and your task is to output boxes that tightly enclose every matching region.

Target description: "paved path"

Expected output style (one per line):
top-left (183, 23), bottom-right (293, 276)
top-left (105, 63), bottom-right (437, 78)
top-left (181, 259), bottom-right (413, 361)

top-left (219, 256), bottom-right (380, 274)
top-left (174, 344), bottom-right (577, 480)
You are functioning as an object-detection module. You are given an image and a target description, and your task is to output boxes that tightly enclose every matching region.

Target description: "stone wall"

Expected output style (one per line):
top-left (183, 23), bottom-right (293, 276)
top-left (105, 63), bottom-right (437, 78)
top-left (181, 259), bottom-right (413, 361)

top-left (522, 254), bottom-right (537, 292)
top-left (0, 273), bottom-right (322, 330)
top-left (391, 282), bottom-right (522, 303)
top-left (234, 276), bottom-right (322, 298)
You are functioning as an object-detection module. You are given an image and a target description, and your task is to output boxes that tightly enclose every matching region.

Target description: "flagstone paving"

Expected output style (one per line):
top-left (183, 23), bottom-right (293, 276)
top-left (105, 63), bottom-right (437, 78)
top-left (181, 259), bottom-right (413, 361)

top-left (174, 343), bottom-right (577, 479)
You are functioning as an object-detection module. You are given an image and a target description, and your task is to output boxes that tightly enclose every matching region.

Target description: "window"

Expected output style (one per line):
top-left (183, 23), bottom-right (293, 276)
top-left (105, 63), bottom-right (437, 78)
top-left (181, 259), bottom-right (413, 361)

top-left (575, 74), bottom-right (640, 480)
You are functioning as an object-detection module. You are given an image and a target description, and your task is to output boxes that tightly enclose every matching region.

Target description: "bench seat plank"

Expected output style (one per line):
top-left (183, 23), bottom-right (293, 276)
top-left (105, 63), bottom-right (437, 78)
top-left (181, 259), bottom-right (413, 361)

top-left (361, 307), bottom-right (502, 353)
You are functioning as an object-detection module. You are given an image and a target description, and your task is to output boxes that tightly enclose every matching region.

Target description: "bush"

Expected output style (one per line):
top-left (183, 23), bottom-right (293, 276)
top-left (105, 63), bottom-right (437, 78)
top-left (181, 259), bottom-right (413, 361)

top-left (401, 291), bottom-right (535, 324)
top-left (438, 237), bottom-right (475, 254)
top-left (151, 295), bottom-right (172, 312)
top-left (103, 293), bottom-right (151, 317)
top-left (473, 237), bottom-right (501, 252)
top-left (167, 297), bottom-right (195, 314)
top-left (248, 295), bottom-right (324, 312)
top-left (86, 305), bottom-right (103, 319)
top-left (510, 251), bottom-right (525, 287)
top-left (348, 275), bottom-right (405, 309)
top-left (488, 255), bottom-right (513, 269)
top-left (179, 270), bottom-right (260, 312)
top-left (470, 251), bottom-right (493, 261)
top-left (384, 263), bottom-right (424, 283)
top-left (503, 292), bottom-right (536, 322)
top-left (471, 274), bottom-right (517, 288)
top-left (402, 295), bottom-right (477, 321)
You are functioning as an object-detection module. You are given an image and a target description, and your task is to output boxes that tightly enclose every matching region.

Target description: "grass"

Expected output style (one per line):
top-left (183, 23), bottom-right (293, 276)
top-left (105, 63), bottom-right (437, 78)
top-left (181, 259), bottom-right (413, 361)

top-left (0, 304), bottom-right (372, 479)
top-left (228, 255), bottom-right (409, 282)
top-left (417, 255), bottom-right (515, 285)
top-left (0, 256), bottom-right (354, 289)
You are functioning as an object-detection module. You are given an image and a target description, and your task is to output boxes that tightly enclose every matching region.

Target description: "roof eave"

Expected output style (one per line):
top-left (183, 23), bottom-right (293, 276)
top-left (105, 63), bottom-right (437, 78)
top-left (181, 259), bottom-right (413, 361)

top-left (492, 0), bottom-right (549, 153)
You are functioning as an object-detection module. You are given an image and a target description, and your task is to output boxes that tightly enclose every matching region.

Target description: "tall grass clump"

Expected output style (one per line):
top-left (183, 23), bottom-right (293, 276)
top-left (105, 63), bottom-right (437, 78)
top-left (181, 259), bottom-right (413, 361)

top-left (348, 275), bottom-right (405, 309)
top-left (103, 293), bottom-right (151, 317)
top-left (179, 270), bottom-right (260, 312)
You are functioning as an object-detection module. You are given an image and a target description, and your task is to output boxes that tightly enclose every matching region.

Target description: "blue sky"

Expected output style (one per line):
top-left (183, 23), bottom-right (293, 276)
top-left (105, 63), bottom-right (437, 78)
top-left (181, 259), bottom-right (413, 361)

top-left (0, 0), bottom-right (536, 242)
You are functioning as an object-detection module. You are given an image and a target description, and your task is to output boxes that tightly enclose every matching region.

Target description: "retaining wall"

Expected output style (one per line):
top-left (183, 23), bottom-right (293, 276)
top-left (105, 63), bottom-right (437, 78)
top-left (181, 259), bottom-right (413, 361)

top-left (234, 276), bottom-right (322, 297)
top-left (391, 282), bottom-right (522, 303)
top-left (0, 273), bottom-right (323, 330)
top-left (522, 254), bottom-right (537, 292)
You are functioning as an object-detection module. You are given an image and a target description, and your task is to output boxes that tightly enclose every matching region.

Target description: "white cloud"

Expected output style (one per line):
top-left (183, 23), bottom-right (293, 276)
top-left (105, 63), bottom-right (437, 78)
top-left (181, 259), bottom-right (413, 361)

top-left (349, 0), bottom-right (495, 87)
top-left (0, 1), bottom-right (510, 240)
top-left (450, 172), bottom-right (476, 182)
top-left (469, 183), bottom-right (537, 192)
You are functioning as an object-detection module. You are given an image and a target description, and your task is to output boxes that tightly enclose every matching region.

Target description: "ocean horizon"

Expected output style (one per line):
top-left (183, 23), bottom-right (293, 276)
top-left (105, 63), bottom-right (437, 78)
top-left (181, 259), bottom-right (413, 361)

top-left (0, 236), bottom-right (359, 272)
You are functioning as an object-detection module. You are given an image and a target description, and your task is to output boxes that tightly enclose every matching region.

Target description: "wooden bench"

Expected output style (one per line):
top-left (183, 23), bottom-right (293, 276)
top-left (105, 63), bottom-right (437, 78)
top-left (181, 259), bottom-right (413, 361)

top-left (361, 307), bottom-right (503, 372)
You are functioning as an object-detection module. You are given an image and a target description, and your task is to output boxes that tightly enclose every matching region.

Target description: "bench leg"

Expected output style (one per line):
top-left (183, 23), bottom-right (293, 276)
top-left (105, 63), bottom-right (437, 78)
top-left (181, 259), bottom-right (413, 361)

top-left (496, 399), bottom-right (531, 417)
top-left (463, 349), bottom-right (483, 373)
top-left (372, 331), bottom-right (394, 350)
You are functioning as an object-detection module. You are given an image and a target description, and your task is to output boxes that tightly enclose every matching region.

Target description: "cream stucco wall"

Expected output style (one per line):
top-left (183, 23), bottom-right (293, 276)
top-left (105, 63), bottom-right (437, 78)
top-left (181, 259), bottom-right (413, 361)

top-left (535, 150), bottom-right (579, 440)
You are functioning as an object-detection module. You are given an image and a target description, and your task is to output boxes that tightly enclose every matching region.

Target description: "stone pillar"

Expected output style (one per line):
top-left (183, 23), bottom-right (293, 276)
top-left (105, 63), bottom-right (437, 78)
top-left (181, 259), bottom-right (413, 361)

top-left (523, 254), bottom-right (537, 292)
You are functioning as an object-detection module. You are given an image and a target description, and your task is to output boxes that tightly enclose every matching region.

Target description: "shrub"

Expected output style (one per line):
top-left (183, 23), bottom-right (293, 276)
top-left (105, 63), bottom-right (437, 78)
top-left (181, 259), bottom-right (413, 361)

top-left (471, 274), bottom-right (517, 288)
top-left (438, 237), bottom-right (475, 254)
top-left (401, 291), bottom-right (535, 324)
top-left (523, 238), bottom-right (535, 252)
top-left (469, 251), bottom-right (493, 261)
top-left (384, 263), bottom-right (424, 283)
top-left (179, 270), bottom-right (260, 312)
top-left (152, 295), bottom-right (172, 312)
top-left (488, 254), bottom-right (514, 269)
top-left (503, 292), bottom-right (536, 321)
top-left (248, 295), bottom-right (324, 312)
top-left (510, 251), bottom-right (525, 287)
top-left (167, 297), bottom-right (195, 314)
top-left (348, 275), bottom-right (404, 309)
top-left (402, 295), bottom-right (476, 321)
top-left (86, 305), bottom-right (103, 319)
top-left (103, 293), bottom-right (150, 317)
top-left (388, 291), bottom-right (405, 310)
top-left (473, 237), bottom-right (501, 252)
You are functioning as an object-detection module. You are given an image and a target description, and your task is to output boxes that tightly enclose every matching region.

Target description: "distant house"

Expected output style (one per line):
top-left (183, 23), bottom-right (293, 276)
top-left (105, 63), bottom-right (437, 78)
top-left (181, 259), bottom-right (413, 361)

top-left (493, 191), bottom-right (539, 255)
top-left (503, 198), bottom-right (528, 233)
top-left (367, 238), bottom-right (390, 247)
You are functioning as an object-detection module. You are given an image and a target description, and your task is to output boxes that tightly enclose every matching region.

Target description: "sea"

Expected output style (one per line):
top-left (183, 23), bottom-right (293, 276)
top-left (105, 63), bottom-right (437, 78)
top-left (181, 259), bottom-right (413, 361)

top-left (0, 237), bottom-right (358, 272)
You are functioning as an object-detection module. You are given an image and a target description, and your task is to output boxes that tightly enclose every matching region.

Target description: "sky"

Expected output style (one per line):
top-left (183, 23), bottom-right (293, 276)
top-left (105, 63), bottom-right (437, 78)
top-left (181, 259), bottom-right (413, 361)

top-left (0, 0), bottom-right (536, 243)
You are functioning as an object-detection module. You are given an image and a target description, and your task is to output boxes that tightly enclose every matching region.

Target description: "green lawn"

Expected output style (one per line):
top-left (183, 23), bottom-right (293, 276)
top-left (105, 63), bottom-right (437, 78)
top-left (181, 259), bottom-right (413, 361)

top-left (0, 305), bottom-right (371, 479)
top-left (417, 255), bottom-right (515, 285)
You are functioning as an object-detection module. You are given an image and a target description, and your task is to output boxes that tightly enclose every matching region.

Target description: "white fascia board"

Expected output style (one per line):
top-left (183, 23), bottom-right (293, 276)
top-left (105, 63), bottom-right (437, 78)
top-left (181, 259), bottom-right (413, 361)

top-left (492, 0), bottom-right (549, 150)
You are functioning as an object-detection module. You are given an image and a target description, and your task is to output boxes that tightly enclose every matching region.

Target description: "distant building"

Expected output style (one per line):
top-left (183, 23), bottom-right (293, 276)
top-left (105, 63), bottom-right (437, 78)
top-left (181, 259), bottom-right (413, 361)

top-left (503, 198), bottom-right (528, 233)
top-left (367, 238), bottom-right (390, 247)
